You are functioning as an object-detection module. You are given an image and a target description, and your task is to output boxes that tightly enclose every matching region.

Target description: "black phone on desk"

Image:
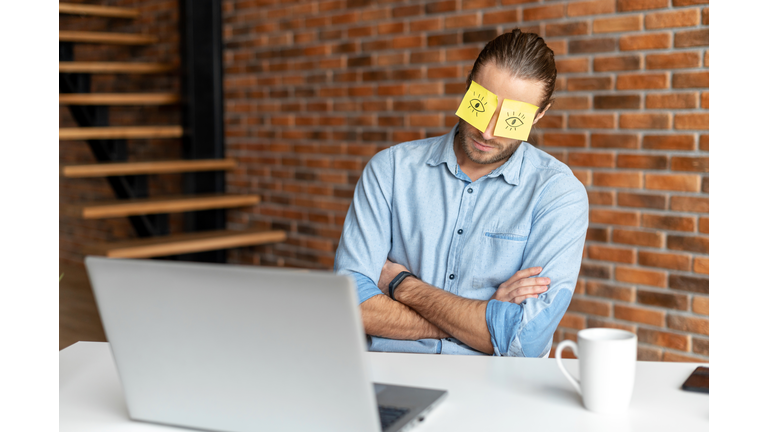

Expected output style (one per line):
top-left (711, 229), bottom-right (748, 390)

top-left (682, 366), bottom-right (709, 393)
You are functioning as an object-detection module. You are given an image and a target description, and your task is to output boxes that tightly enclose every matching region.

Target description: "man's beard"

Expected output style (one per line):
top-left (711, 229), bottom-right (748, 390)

top-left (456, 120), bottom-right (521, 165)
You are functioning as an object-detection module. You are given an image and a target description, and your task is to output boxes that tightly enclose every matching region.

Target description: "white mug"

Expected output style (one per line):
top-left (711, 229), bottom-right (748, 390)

top-left (555, 328), bottom-right (637, 414)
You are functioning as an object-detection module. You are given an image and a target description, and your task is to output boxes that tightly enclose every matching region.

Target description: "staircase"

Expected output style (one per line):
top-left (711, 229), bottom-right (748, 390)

top-left (59, 2), bottom-right (285, 261)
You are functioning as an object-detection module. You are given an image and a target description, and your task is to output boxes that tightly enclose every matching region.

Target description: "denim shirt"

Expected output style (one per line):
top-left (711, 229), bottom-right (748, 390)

top-left (334, 123), bottom-right (589, 357)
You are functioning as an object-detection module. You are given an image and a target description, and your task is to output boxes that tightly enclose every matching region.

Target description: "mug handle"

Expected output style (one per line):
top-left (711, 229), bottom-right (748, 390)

top-left (555, 340), bottom-right (581, 395)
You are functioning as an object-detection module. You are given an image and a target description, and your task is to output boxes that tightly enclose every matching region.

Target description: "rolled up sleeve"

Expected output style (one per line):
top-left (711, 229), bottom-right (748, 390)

top-left (334, 148), bottom-right (394, 305)
top-left (485, 174), bottom-right (589, 357)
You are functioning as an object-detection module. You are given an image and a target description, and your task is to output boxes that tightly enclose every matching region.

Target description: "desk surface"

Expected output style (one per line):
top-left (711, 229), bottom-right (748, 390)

top-left (60, 342), bottom-right (708, 432)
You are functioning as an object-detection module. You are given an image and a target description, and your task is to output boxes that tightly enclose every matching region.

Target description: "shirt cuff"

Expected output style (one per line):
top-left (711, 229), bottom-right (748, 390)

top-left (485, 299), bottom-right (524, 356)
top-left (486, 290), bottom-right (572, 357)
top-left (349, 271), bottom-right (384, 305)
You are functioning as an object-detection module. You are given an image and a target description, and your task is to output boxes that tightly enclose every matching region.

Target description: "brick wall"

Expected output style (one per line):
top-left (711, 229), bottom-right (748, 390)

top-left (59, 0), bottom-right (183, 265)
top-left (222, 0), bottom-right (708, 362)
top-left (59, 0), bottom-right (708, 362)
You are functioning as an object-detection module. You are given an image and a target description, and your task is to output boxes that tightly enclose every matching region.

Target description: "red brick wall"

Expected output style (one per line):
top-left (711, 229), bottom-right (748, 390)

top-left (222, 0), bottom-right (708, 362)
top-left (59, 0), bottom-right (183, 265)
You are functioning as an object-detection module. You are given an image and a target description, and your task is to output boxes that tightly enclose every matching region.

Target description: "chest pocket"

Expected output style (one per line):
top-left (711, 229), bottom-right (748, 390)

top-left (471, 225), bottom-right (530, 289)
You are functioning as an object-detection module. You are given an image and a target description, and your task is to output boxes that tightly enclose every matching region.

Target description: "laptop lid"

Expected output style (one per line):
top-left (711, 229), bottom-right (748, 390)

top-left (85, 256), bottom-right (381, 432)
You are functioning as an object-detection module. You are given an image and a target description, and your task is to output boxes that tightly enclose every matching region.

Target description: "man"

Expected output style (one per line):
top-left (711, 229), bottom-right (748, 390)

top-left (334, 29), bottom-right (589, 357)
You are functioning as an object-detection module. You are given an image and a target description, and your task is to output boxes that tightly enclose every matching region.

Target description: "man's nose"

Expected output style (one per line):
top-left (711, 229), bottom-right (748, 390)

top-left (481, 113), bottom-right (498, 140)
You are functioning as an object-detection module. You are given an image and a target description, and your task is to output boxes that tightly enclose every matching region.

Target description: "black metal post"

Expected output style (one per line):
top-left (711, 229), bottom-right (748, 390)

top-left (179, 0), bottom-right (227, 263)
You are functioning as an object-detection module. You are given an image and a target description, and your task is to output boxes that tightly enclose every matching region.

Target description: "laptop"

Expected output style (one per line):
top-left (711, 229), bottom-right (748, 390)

top-left (85, 256), bottom-right (447, 432)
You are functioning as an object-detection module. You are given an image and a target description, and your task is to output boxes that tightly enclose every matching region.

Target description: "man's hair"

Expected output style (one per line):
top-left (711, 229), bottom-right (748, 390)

top-left (466, 29), bottom-right (557, 111)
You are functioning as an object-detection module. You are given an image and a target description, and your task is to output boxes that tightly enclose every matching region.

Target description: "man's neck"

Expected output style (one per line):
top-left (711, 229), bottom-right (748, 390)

top-left (452, 134), bottom-right (510, 183)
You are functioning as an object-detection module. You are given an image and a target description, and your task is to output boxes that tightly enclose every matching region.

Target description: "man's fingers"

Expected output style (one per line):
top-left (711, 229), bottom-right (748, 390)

top-left (510, 284), bottom-right (548, 297)
top-left (512, 293), bottom-right (539, 305)
top-left (499, 276), bottom-right (550, 294)
top-left (509, 266), bottom-right (543, 282)
top-left (494, 283), bottom-right (548, 303)
top-left (516, 277), bottom-right (550, 287)
top-left (499, 267), bottom-right (545, 289)
top-left (494, 267), bottom-right (550, 303)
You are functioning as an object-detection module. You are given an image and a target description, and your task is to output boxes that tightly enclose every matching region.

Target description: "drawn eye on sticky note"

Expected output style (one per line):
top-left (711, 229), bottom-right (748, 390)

top-left (493, 99), bottom-right (539, 141)
top-left (456, 81), bottom-right (498, 132)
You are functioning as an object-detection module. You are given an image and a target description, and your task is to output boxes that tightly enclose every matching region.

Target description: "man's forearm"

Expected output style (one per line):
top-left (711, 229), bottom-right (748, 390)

top-left (394, 278), bottom-right (494, 354)
top-left (361, 294), bottom-right (450, 340)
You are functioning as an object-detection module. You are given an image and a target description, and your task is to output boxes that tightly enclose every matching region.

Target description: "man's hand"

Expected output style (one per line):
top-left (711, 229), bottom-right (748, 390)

top-left (376, 259), bottom-right (409, 295)
top-left (490, 267), bottom-right (550, 304)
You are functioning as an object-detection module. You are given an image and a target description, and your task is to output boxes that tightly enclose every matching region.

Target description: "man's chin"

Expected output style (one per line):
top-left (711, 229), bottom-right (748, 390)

top-left (456, 122), bottom-right (516, 165)
top-left (464, 144), bottom-right (500, 165)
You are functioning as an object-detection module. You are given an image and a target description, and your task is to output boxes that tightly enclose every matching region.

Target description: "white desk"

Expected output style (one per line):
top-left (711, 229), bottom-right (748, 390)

top-left (60, 342), bottom-right (708, 431)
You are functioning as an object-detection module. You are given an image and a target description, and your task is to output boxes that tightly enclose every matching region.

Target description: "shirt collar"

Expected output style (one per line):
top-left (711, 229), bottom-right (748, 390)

top-left (426, 123), bottom-right (526, 186)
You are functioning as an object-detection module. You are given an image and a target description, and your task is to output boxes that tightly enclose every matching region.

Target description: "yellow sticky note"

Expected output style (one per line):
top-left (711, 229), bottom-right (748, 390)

top-left (455, 81), bottom-right (498, 132)
top-left (493, 99), bottom-right (539, 141)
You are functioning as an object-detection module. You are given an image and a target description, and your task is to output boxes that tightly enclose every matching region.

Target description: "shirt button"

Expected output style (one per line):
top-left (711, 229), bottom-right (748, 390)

top-left (449, 274), bottom-right (455, 280)
top-left (457, 229), bottom-right (463, 235)
top-left (467, 188), bottom-right (474, 193)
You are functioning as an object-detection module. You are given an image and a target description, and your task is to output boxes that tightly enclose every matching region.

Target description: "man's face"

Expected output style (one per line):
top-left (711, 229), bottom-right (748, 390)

top-left (456, 63), bottom-right (548, 166)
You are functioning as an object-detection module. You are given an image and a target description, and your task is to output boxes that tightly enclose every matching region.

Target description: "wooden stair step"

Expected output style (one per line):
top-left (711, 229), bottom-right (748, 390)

top-left (65, 194), bottom-right (262, 219)
top-left (59, 126), bottom-right (183, 140)
top-left (60, 30), bottom-right (158, 45)
top-left (84, 227), bottom-right (287, 259)
top-left (59, 3), bottom-right (140, 19)
top-left (61, 159), bottom-right (237, 178)
top-left (60, 62), bottom-right (174, 74)
top-left (60, 93), bottom-right (180, 105)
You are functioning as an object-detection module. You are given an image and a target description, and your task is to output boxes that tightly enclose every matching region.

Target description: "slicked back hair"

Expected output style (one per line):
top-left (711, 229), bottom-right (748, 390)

top-left (467, 29), bottom-right (557, 113)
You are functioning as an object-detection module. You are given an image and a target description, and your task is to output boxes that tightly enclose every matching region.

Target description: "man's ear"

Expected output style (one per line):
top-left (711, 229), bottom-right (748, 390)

top-left (532, 102), bottom-right (552, 126)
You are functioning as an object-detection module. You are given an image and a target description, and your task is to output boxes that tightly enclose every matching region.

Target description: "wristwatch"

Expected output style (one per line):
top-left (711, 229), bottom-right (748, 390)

top-left (388, 271), bottom-right (415, 300)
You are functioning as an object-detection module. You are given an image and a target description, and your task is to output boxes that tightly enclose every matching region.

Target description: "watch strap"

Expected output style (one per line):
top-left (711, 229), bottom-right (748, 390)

top-left (388, 271), bottom-right (415, 300)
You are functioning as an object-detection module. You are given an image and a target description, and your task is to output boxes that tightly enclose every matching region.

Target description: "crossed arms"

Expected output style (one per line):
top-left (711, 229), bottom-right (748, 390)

top-left (363, 264), bottom-right (551, 354)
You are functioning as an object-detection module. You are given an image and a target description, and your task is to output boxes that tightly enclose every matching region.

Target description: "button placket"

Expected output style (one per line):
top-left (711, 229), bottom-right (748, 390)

top-left (443, 183), bottom-right (476, 294)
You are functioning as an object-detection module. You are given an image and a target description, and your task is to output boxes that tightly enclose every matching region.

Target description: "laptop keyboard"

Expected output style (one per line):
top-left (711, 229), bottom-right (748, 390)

top-left (379, 405), bottom-right (410, 430)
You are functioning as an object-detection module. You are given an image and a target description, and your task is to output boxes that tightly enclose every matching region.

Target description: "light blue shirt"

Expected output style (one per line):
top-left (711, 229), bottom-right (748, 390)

top-left (334, 123), bottom-right (589, 357)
